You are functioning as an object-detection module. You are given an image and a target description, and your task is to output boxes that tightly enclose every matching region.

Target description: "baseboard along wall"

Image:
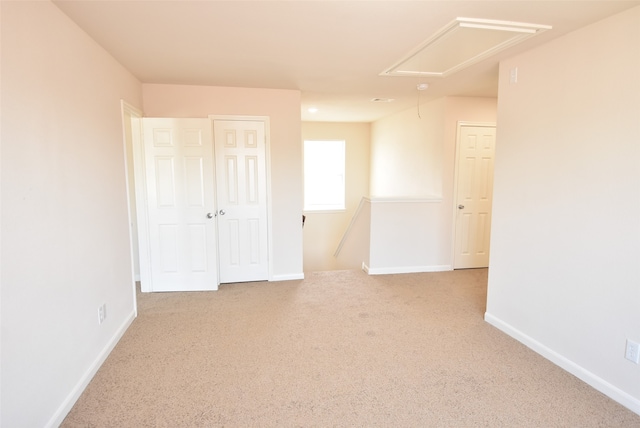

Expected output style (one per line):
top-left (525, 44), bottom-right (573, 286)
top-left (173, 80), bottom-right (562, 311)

top-left (363, 264), bottom-right (452, 275)
top-left (484, 312), bottom-right (640, 416)
top-left (47, 310), bottom-right (137, 428)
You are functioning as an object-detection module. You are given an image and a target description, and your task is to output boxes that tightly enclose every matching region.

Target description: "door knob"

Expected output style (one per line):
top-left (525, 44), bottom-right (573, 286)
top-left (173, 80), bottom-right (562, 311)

top-left (219, 209), bottom-right (226, 216)
top-left (206, 212), bottom-right (214, 219)
top-left (458, 205), bottom-right (465, 209)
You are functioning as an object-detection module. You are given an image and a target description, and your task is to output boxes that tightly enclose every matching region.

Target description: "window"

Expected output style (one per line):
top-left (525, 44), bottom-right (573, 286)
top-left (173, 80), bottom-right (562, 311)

top-left (304, 140), bottom-right (345, 211)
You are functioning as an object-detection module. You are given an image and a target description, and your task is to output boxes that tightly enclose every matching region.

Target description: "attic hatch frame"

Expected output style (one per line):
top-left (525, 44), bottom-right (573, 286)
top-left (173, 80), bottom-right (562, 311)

top-left (381, 17), bottom-right (552, 78)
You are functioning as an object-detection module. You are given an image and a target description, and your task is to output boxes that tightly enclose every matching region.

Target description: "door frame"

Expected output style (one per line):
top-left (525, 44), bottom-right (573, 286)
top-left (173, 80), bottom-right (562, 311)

top-left (209, 115), bottom-right (273, 282)
top-left (120, 100), bottom-right (143, 303)
top-left (129, 112), bottom-right (154, 292)
top-left (450, 121), bottom-right (497, 269)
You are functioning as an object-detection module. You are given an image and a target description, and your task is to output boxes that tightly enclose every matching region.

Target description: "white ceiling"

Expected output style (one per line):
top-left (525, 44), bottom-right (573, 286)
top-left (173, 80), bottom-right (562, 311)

top-left (54, 0), bottom-right (640, 122)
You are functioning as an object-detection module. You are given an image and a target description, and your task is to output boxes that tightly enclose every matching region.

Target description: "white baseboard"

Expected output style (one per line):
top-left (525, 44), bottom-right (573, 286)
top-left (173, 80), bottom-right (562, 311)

top-left (364, 264), bottom-right (452, 275)
top-left (270, 273), bottom-right (304, 281)
top-left (46, 309), bottom-right (137, 428)
top-left (484, 312), bottom-right (640, 416)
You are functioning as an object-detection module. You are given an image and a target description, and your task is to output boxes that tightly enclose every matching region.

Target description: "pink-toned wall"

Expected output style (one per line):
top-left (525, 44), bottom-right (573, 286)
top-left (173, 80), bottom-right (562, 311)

top-left (1, 1), bottom-right (142, 426)
top-left (142, 84), bottom-right (303, 279)
top-left (487, 6), bottom-right (640, 414)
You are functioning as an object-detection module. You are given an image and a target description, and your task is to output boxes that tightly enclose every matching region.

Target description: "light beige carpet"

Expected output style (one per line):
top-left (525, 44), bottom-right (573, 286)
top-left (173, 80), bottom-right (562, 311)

top-left (62, 269), bottom-right (640, 427)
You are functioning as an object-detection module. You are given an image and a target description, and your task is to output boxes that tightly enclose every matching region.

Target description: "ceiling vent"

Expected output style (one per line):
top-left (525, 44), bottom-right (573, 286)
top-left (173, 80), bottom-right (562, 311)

top-left (371, 98), bottom-right (395, 103)
top-left (381, 17), bottom-right (551, 78)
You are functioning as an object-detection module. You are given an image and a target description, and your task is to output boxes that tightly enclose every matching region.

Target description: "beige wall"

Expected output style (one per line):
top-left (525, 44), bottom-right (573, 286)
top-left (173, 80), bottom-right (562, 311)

top-left (301, 122), bottom-right (370, 272)
top-left (371, 96), bottom-right (497, 199)
top-left (305, 97), bottom-right (497, 273)
top-left (487, 6), bottom-right (640, 413)
top-left (368, 97), bottom-right (497, 271)
top-left (142, 84), bottom-right (303, 280)
top-left (1, 1), bottom-right (142, 426)
top-left (370, 98), bottom-right (445, 198)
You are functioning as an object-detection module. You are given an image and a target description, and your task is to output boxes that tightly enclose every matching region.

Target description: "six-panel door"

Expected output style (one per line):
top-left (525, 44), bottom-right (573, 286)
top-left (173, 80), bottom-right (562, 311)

top-left (213, 120), bottom-right (269, 283)
top-left (142, 118), bottom-right (219, 291)
top-left (454, 125), bottom-right (496, 269)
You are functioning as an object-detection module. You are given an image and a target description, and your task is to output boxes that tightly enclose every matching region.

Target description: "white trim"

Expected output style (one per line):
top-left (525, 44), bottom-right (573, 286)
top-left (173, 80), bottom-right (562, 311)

top-left (209, 115), bottom-right (273, 284)
top-left (270, 273), bottom-right (304, 281)
top-left (133, 118), bottom-right (153, 292)
top-left (366, 265), bottom-right (452, 275)
top-left (381, 18), bottom-right (550, 78)
top-left (46, 310), bottom-right (136, 428)
top-left (369, 196), bottom-right (442, 204)
top-left (485, 312), bottom-right (640, 416)
top-left (451, 121), bottom-right (496, 269)
top-left (120, 100), bottom-right (142, 311)
top-left (362, 262), bottom-right (370, 274)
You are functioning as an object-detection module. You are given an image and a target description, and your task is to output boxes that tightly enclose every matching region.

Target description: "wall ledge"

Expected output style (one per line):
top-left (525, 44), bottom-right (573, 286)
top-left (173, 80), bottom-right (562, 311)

top-left (369, 197), bottom-right (443, 204)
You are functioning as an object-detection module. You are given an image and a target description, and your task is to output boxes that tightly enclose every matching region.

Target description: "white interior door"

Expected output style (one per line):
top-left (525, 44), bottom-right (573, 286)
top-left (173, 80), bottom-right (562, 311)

top-left (454, 124), bottom-right (496, 269)
top-left (142, 118), bottom-right (218, 291)
top-left (213, 119), bottom-right (269, 283)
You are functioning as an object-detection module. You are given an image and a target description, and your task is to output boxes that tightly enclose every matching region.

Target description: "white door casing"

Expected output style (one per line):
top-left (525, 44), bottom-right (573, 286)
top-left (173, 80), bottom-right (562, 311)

top-left (213, 119), bottom-right (269, 283)
top-left (120, 101), bottom-right (142, 307)
top-left (453, 123), bottom-right (496, 269)
top-left (141, 118), bottom-right (219, 291)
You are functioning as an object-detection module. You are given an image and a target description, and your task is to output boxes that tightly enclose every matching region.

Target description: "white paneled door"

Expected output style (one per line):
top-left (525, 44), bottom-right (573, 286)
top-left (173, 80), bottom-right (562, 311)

top-left (454, 125), bottom-right (496, 269)
top-left (142, 118), bottom-right (219, 291)
top-left (213, 120), bottom-right (269, 283)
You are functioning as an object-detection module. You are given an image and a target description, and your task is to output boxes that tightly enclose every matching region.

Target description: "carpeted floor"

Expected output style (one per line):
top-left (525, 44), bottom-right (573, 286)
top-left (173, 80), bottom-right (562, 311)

top-left (62, 269), bottom-right (640, 427)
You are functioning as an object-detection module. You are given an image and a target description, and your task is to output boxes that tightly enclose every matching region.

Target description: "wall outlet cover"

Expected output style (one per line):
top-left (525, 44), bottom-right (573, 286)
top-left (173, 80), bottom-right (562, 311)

top-left (625, 339), bottom-right (640, 364)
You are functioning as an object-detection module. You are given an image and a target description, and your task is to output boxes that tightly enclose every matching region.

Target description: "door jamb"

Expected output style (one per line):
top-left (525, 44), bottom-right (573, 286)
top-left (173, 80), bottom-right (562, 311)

top-left (129, 111), bottom-right (154, 292)
top-left (450, 121), bottom-right (496, 269)
top-left (208, 115), bottom-right (273, 281)
top-left (120, 100), bottom-right (144, 304)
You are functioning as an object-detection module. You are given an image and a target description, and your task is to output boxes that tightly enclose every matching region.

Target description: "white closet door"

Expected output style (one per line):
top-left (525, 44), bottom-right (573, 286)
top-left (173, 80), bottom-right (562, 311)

top-left (214, 119), bottom-right (268, 283)
top-left (142, 118), bottom-right (218, 291)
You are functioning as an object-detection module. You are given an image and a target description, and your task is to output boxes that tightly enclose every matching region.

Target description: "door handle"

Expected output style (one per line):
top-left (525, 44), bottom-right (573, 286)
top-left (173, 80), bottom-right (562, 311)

top-left (458, 205), bottom-right (465, 209)
top-left (219, 209), bottom-right (226, 216)
top-left (206, 212), bottom-right (214, 219)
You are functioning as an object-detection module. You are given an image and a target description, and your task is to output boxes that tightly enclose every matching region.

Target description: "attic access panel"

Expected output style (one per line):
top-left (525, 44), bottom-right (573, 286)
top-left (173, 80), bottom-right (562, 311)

top-left (381, 17), bottom-right (551, 78)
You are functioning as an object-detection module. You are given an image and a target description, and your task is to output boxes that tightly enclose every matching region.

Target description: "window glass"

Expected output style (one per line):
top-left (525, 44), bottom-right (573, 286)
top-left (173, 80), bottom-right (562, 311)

top-left (304, 140), bottom-right (345, 211)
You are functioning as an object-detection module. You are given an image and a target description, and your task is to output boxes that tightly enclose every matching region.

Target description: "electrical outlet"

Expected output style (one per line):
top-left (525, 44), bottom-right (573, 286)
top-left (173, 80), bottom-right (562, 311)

top-left (98, 303), bottom-right (107, 325)
top-left (625, 339), bottom-right (640, 364)
top-left (509, 67), bottom-right (518, 84)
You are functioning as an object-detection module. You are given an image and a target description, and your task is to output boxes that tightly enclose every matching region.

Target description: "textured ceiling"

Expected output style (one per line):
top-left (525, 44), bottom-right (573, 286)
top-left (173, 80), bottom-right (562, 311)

top-left (54, 1), bottom-right (640, 122)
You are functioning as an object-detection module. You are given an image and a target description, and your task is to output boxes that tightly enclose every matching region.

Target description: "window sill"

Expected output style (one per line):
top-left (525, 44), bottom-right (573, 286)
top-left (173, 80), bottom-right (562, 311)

top-left (303, 209), bottom-right (347, 214)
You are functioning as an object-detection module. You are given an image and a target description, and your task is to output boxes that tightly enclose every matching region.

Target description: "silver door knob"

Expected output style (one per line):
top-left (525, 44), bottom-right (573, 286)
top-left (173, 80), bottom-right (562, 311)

top-left (206, 212), bottom-right (214, 219)
top-left (458, 205), bottom-right (465, 209)
top-left (219, 209), bottom-right (226, 216)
